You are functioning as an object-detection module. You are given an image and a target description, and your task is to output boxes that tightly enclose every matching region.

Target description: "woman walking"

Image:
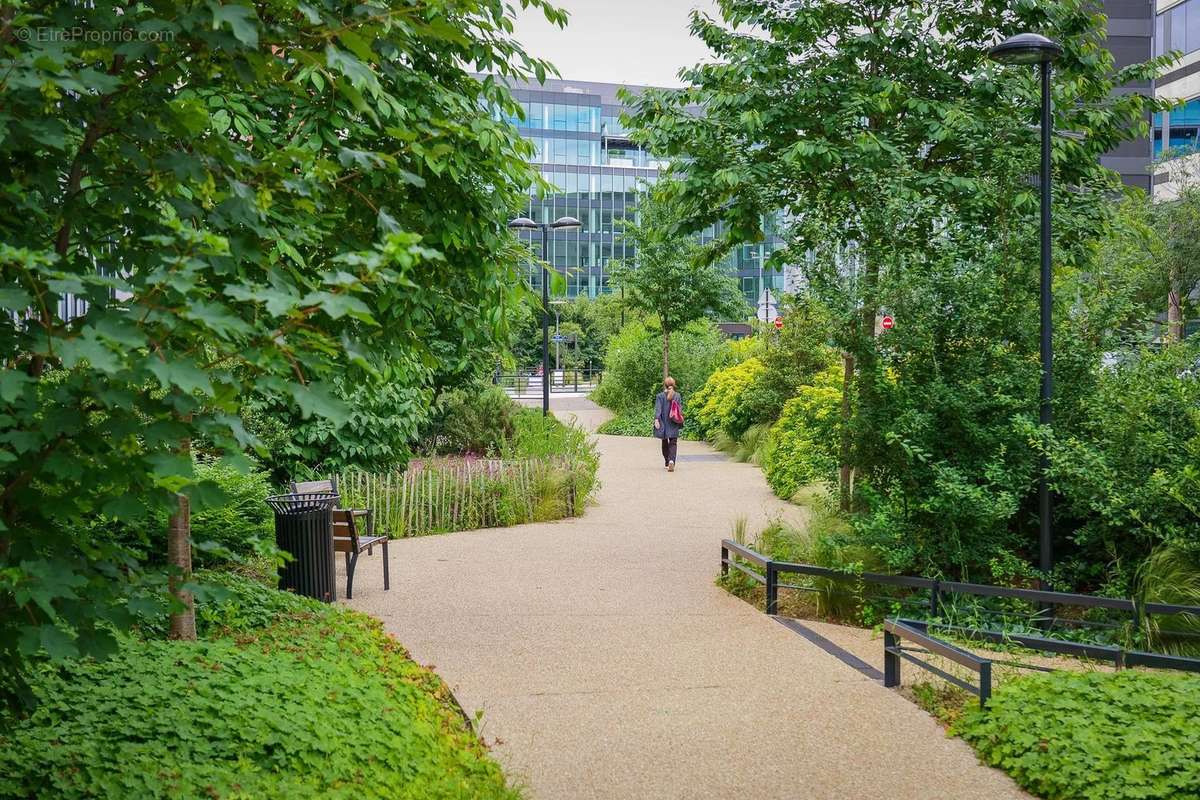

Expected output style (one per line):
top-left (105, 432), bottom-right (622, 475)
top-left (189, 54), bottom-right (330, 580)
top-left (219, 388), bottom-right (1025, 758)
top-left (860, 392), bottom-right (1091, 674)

top-left (653, 376), bottom-right (684, 472)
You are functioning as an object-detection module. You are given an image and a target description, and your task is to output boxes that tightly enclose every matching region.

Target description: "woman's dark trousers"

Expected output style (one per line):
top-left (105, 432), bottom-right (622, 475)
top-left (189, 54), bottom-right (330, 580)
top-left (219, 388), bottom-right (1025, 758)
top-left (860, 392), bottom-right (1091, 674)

top-left (661, 437), bottom-right (678, 465)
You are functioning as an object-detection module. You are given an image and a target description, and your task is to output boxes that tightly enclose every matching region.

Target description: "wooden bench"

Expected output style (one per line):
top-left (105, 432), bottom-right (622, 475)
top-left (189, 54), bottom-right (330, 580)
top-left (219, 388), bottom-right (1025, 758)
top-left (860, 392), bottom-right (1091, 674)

top-left (331, 509), bottom-right (390, 599)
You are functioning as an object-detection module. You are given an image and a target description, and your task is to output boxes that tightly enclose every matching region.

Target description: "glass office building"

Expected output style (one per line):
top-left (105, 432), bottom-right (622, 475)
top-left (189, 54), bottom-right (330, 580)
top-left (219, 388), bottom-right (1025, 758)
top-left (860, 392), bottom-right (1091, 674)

top-left (497, 77), bottom-right (785, 304)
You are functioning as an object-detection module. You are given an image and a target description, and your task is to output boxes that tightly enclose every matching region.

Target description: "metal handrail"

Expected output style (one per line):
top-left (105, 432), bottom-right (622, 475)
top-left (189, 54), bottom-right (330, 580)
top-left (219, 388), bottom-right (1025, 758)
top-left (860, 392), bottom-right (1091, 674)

top-left (885, 619), bottom-right (993, 707)
top-left (720, 538), bottom-right (1200, 620)
top-left (719, 539), bottom-right (1200, 679)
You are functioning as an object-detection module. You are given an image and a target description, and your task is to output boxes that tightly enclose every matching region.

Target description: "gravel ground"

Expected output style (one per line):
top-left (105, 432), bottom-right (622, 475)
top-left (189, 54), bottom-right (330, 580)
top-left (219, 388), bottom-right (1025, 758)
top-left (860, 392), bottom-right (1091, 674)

top-left (342, 398), bottom-right (1028, 800)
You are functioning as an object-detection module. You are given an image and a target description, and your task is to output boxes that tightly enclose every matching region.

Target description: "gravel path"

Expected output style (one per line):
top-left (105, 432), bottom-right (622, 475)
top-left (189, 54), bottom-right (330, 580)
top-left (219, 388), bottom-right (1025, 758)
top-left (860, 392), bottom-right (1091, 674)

top-left (343, 398), bottom-right (1027, 799)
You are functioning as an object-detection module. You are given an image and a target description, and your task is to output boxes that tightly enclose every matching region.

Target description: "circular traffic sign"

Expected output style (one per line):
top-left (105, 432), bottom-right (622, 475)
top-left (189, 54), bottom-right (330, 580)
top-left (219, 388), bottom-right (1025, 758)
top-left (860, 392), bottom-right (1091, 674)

top-left (881, 315), bottom-right (894, 330)
top-left (773, 316), bottom-right (784, 330)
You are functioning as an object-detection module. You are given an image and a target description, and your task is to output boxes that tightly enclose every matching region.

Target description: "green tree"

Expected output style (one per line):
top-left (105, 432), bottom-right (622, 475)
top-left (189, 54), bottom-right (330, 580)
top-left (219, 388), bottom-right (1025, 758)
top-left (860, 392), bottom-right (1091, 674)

top-left (610, 192), bottom-right (747, 379)
top-left (0, 0), bottom-right (562, 706)
top-left (626, 0), bottom-right (1172, 579)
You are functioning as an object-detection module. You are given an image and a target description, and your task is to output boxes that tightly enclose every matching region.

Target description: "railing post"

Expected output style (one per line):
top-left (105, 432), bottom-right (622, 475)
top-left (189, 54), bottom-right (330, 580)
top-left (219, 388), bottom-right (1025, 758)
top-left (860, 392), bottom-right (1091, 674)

top-left (978, 661), bottom-right (991, 709)
top-left (884, 629), bottom-right (900, 688)
top-left (930, 580), bottom-right (941, 619)
top-left (721, 544), bottom-right (729, 577)
top-left (765, 561), bottom-right (779, 615)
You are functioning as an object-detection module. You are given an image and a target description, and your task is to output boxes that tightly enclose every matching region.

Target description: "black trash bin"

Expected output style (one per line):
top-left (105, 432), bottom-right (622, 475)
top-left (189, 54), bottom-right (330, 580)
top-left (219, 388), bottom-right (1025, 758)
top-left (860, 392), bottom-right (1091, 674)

top-left (266, 492), bottom-right (338, 602)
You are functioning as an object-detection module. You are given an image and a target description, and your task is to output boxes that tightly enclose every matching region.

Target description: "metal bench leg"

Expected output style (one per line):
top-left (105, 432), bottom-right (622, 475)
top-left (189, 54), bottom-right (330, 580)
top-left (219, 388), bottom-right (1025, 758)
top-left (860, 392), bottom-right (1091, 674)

top-left (346, 551), bottom-right (359, 599)
top-left (382, 540), bottom-right (390, 591)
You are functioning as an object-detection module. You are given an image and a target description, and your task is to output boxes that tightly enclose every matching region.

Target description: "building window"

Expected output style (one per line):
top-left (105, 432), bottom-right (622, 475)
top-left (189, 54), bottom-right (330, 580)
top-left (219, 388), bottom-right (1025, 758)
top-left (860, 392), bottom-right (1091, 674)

top-left (1157, 0), bottom-right (1200, 57)
top-left (1155, 98), bottom-right (1200, 158)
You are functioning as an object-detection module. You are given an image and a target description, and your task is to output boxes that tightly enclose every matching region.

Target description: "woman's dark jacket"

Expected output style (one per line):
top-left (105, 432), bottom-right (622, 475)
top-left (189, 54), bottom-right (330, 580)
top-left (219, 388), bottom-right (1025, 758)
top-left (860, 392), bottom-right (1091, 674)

top-left (653, 391), bottom-right (684, 439)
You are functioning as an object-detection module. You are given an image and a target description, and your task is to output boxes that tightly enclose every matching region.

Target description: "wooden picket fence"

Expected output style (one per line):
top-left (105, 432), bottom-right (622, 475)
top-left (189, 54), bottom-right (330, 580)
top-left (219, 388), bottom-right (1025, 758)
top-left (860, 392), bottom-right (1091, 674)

top-left (337, 457), bottom-right (582, 537)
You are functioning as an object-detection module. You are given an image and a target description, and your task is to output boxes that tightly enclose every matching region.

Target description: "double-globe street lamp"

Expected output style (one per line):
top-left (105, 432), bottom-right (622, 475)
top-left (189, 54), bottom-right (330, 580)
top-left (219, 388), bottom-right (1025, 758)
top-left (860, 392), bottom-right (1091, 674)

top-left (988, 32), bottom-right (1063, 586)
top-left (507, 215), bottom-right (583, 415)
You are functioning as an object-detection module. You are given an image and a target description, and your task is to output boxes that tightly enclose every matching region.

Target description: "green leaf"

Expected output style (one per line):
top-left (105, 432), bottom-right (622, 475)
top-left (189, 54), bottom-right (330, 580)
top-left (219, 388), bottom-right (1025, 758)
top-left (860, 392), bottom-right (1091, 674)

top-left (289, 382), bottom-right (350, 425)
top-left (147, 360), bottom-right (216, 397)
top-left (208, 1), bottom-right (260, 47)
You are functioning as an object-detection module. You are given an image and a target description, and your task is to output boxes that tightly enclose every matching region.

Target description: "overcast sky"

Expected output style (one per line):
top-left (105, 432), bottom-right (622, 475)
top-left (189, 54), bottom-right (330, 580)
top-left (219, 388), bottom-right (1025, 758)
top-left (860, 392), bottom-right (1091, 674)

top-left (512, 0), bottom-right (723, 88)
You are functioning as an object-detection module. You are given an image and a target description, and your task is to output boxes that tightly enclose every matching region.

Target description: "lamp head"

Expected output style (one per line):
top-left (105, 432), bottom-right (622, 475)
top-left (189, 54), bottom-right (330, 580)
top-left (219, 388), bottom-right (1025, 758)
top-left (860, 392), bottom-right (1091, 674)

top-left (507, 216), bottom-right (539, 230)
top-left (551, 216), bottom-right (582, 231)
top-left (988, 33), bottom-right (1063, 65)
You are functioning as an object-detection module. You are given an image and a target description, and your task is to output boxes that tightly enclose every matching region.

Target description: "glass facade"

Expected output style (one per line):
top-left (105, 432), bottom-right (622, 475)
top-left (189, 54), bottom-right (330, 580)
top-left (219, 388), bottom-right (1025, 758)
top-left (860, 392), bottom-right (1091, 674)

top-left (1154, 98), bottom-right (1200, 157)
top-left (500, 79), bottom-right (784, 303)
top-left (1156, 0), bottom-right (1200, 59)
top-left (1153, 2), bottom-right (1200, 161)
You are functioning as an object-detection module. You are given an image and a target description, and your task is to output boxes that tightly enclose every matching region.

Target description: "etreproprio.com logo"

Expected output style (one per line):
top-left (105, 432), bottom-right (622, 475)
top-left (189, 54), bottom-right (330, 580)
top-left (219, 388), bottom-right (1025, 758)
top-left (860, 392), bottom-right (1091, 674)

top-left (15, 27), bottom-right (176, 44)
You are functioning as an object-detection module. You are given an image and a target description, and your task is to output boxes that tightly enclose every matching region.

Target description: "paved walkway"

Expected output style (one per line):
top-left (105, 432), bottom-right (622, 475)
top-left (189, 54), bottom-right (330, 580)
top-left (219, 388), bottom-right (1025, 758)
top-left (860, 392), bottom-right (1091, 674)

top-left (344, 398), bottom-right (1026, 799)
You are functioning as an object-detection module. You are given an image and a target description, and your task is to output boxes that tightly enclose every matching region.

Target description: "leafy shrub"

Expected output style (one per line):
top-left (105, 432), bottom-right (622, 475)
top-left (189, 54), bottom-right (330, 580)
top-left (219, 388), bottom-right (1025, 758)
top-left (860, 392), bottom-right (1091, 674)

top-left (83, 457), bottom-right (276, 567)
top-left (1049, 341), bottom-right (1200, 586)
top-left (183, 459), bottom-right (275, 564)
top-left (245, 364), bottom-right (433, 481)
top-left (424, 384), bottom-right (517, 455)
top-left (688, 357), bottom-right (767, 439)
top-left (761, 365), bottom-right (843, 501)
top-left (596, 405), bottom-right (701, 440)
top-left (956, 670), bottom-right (1200, 800)
top-left (0, 575), bottom-right (518, 800)
top-left (592, 319), bottom-right (727, 411)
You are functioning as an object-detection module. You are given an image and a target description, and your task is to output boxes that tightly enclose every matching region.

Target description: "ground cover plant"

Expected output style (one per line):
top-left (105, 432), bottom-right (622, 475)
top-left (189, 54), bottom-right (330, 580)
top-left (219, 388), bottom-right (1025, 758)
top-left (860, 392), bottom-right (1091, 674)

top-left (0, 573), bottom-right (519, 799)
top-left (956, 670), bottom-right (1200, 800)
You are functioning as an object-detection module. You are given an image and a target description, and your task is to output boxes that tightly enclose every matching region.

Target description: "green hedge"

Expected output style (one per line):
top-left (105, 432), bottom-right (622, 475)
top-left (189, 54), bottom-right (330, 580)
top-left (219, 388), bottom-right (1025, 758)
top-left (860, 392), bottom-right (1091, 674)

top-left (0, 574), bottom-right (518, 800)
top-left (592, 320), bottom-right (727, 412)
top-left (957, 670), bottom-right (1200, 800)
top-left (596, 405), bottom-right (701, 440)
top-left (687, 356), bottom-right (766, 439)
top-left (761, 364), bottom-right (842, 500)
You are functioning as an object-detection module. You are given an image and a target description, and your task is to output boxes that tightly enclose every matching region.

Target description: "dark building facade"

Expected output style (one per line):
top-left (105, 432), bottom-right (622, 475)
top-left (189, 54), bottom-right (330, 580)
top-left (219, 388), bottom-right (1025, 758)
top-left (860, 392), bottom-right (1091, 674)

top-left (1105, 0), bottom-right (1157, 192)
top-left (497, 77), bottom-right (785, 305)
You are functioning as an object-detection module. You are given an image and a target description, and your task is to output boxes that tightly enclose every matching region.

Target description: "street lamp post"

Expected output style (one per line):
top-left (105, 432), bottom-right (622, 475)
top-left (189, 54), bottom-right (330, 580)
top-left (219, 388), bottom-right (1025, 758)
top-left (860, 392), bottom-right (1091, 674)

top-left (508, 215), bottom-right (582, 415)
top-left (989, 32), bottom-right (1063, 587)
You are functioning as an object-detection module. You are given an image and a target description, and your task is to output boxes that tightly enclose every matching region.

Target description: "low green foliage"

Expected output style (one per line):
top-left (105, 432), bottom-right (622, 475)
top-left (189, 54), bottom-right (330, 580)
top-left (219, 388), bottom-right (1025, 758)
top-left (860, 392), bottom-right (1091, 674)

top-left (761, 365), bottom-right (842, 501)
top-left (689, 357), bottom-right (766, 439)
top-left (957, 671), bottom-right (1200, 800)
top-left (0, 574), bottom-right (518, 799)
top-left (1135, 545), bottom-right (1200, 655)
top-left (596, 406), bottom-right (702, 440)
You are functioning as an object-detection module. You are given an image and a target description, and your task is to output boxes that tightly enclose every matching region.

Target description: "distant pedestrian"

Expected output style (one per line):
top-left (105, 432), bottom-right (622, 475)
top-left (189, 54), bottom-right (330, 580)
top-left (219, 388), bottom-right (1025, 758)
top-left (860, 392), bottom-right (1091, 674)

top-left (653, 376), bottom-right (684, 472)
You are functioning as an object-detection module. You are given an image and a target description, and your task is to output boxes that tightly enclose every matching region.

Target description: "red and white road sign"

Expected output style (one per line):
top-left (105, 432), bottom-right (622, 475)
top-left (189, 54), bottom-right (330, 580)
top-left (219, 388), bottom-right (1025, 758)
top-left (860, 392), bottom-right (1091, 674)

top-left (881, 315), bottom-right (895, 330)
top-left (773, 316), bottom-right (784, 330)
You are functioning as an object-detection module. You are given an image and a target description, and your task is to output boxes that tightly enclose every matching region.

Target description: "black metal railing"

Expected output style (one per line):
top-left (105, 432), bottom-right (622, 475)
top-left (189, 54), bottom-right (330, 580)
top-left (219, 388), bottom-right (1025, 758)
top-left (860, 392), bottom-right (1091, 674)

top-left (720, 539), bottom-right (1200, 694)
top-left (885, 619), bottom-right (993, 707)
top-left (721, 539), bottom-right (1200, 633)
top-left (493, 369), bottom-right (602, 396)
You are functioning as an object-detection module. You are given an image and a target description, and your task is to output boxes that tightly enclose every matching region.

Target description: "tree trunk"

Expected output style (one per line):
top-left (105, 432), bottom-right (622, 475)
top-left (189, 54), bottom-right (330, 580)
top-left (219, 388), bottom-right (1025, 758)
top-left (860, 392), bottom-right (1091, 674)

top-left (1167, 264), bottom-right (1183, 343)
top-left (662, 327), bottom-right (671, 380)
top-left (168, 437), bottom-right (196, 641)
top-left (839, 351), bottom-right (854, 512)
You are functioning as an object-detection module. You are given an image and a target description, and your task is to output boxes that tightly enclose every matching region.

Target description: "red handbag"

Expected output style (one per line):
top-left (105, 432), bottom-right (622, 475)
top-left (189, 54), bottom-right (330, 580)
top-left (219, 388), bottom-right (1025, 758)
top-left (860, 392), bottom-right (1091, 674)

top-left (669, 396), bottom-right (684, 425)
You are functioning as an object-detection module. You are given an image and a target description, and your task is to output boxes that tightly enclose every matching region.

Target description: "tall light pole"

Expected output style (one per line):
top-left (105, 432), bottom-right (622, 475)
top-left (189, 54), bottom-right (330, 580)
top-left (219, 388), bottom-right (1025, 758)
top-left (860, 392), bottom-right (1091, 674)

top-left (508, 215), bottom-right (582, 415)
top-left (989, 32), bottom-right (1063, 586)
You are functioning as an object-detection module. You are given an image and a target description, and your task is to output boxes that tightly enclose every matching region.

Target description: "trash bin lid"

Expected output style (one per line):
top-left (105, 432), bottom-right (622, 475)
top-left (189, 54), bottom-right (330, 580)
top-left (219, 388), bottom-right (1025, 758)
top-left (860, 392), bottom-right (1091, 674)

top-left (266, 492), bottom-right (339, 514)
